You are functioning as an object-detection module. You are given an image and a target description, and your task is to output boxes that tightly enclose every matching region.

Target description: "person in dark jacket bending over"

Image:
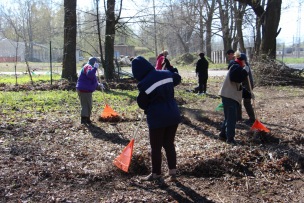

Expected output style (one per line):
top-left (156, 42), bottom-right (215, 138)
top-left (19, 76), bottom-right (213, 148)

top-left (132, 56), bottom-right (181, 182)
top-left (195, 52), bottom-right (209, 95)
top-left (218, 51), bottom-right (249, 144)
top-left (76, 57), bottom-right (99, 124)
top-left (238, 54), bottom-right (256, 124)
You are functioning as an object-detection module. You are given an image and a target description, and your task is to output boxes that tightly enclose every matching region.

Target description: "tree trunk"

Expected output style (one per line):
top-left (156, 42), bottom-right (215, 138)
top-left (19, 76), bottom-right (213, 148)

top-left (254, 15), bottom-right (262, 57)
top-left (234, 1), bottom-right (246, 53)
top-left (260, 0), bottom-right (281, 58)
top-left (104, 0), bottom-right (116, 81)
top-left (62, 0), bottom-right (77, 82)
top-left (96, 0), bottom-right (105, 70)
top-left (234, 0), bottom-right (282, 59)
top-left (177, 33), bottom-right (190, 53)
top-left (198, 0), bottom-right (204, 53)
top-left (205, 0), bottom-right (216, 58)
top-left (218, 0), bottom-right (235, 62)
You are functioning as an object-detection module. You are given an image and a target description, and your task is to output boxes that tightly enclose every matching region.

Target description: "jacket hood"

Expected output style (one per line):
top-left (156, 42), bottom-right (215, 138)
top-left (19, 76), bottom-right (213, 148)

top-left (132, 56), bottom-right (155, 81)
top-left (88, 57), bottom-right (97, 66)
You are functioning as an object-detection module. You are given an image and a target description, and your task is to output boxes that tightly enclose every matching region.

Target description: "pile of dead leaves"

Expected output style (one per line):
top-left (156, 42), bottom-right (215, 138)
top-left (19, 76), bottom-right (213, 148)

top-left (252, 59), bottom-right (304, 86)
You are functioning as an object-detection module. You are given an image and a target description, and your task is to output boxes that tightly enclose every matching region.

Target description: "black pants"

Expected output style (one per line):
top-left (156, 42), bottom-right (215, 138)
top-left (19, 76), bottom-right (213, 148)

top-left (149, 124), bottom-right (178, 175)
top-left (237, 98), bottom-right (255, 121)
top-left (198, 74), bottom-right (207, 93)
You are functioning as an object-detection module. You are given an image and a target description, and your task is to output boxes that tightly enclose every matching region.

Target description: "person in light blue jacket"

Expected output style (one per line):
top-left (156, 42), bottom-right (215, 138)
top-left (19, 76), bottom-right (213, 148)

top-left (132, 56), bottom-right (181, 182)
top-left (76, 57), bottom-right (99, 124)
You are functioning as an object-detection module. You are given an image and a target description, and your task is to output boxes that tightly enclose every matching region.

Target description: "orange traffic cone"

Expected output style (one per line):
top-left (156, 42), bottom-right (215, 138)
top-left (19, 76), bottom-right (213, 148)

top-left (101, 104), bottom-right (119, 119)
top-left (113, 139), bottom-right (134, 172)
top-left (250, 119), bottom-right (270, 133)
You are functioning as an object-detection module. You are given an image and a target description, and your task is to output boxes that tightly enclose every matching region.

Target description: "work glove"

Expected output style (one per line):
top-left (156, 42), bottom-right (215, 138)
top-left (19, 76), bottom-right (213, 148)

top-left (94, 62), bottom-right (99, 69)
top-left (243, 66), bottom-right (250, 73)
top-left (98, 82), bottom-right (105, 90)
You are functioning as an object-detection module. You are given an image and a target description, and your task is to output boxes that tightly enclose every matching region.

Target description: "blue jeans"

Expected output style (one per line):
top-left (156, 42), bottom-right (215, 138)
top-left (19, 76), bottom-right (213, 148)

top-left (220, 96), bottom-right (238, 141)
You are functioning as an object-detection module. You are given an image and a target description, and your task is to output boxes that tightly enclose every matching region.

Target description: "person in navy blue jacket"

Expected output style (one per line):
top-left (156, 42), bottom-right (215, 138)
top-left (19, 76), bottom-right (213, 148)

top-left (76, 57), bottom-right (99, 124)
top-left (132, 56), bottom-right (181, 181)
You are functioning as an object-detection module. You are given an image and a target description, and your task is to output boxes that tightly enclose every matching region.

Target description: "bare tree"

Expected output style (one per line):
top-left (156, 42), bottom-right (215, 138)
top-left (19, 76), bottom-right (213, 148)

top-left (216, 0), bottom-right (236, 56)
top-left (1, 3), bottom-right (35, 84)
top-left (62, 0), bottom-right (77, 82)
top-left (103, 0), bottom-right (123, 81)
top-left (234, 0), bottom-right (282, 59)
top-left (233, 1), bottom-right (247, 52)
top-left (158, 0), bottom-right (197, 55)
top-left (204, 0), bottom-right (216, 58)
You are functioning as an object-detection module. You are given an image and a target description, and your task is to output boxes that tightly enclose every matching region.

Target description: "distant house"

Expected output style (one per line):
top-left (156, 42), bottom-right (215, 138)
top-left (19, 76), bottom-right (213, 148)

top-left (0, 38), bottom-right (25, 62)
top-left (114, 45), bottom-right (135, 57)
top-left (0, 38), bottom-right (82, 63)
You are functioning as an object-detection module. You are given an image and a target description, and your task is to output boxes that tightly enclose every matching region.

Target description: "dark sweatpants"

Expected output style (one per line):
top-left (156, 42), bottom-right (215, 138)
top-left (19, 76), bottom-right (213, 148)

top-left (149, 124), bottom-right (178, 175)
top-left (198, 73), bottom-right (207, 93)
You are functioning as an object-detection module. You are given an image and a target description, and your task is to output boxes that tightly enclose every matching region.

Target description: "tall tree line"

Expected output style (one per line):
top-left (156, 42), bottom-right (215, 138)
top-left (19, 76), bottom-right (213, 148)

top-left (0, 0), bottom-right (283, 81)
top-left (137, 0), bottom-right (282, 60)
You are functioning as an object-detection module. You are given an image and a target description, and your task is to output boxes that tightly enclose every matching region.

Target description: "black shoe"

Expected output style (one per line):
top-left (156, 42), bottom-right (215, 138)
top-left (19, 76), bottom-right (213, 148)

top-left (81, 117), bottom-right (86, 124)
top-left (219, 132), bottom-right (226, 141)
top-left (226, 139), bottom-right (237, 145)
top-left (81, 117), bottom-right (91, 124)
top-left (86, 117), bottom-right (92, 124)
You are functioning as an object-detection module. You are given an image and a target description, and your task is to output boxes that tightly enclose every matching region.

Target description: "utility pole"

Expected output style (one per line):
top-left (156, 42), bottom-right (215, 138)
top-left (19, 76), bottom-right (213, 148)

top-left (153, 0), bottom-right (158, 57)
top-left (296, 2), bottom-right (302, 58)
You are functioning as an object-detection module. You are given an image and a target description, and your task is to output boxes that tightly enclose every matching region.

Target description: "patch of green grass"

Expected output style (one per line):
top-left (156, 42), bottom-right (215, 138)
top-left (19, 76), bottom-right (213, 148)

top-left (0, 89), bottom-right (140, 121)
top-left (95, 89), bottom-right (138, 112)
top-left (0, 62), bottom-right (85, 72)
top-left (0, 74), bottom-right (61, 84)
top-left (278, 57), bottom-right (304, 64)
top-left (209, 63), bottom-right (228, 69)
top-left (174, 63), bottom-right (227, 71)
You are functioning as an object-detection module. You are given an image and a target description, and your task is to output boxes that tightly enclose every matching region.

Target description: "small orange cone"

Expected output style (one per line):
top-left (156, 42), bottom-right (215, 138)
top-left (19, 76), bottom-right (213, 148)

top-left (250, 120), bottom-right (270, 133)
top-left (113, 139), bottom-right (134, 172)
top-left (101, 104), bottom-right (119, 118)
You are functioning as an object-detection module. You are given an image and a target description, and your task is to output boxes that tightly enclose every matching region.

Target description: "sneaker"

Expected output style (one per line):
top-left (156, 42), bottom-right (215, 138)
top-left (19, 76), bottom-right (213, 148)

top-left (141, 173), bottom-right (161, 181)
top-left (197, 92), bottom-right (205, 96)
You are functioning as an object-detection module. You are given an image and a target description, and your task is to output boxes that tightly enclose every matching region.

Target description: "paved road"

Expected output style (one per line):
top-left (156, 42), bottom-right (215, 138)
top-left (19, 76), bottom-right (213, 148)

top-left (288, 64), bottom-right (304, 70)
top-left (0, 69), bottom-right (228, 77)
top-left (1, 63), bottom-right (302, 77)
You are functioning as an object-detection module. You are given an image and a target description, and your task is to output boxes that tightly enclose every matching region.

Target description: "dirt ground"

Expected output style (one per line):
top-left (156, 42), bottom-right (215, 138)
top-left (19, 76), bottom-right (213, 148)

top-left (0, 69), bottom-right (303, 203)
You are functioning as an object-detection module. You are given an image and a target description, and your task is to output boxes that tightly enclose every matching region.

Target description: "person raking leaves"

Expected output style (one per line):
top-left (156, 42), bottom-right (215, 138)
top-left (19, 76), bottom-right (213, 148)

top-left (218, 51), bottom-right (250, 144)
top-left (132, 56), bottom-right (182, 182)
top-left (76, 57), bottom-right (101, 125)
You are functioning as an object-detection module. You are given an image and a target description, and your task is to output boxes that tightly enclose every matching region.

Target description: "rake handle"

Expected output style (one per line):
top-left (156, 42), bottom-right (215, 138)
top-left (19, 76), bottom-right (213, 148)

top-left (247, 75), bottom-right (258, 120)
top-left (133, 112), bottom-right (145, 140)
top-left (96, 67), bottom-right (108, 105)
